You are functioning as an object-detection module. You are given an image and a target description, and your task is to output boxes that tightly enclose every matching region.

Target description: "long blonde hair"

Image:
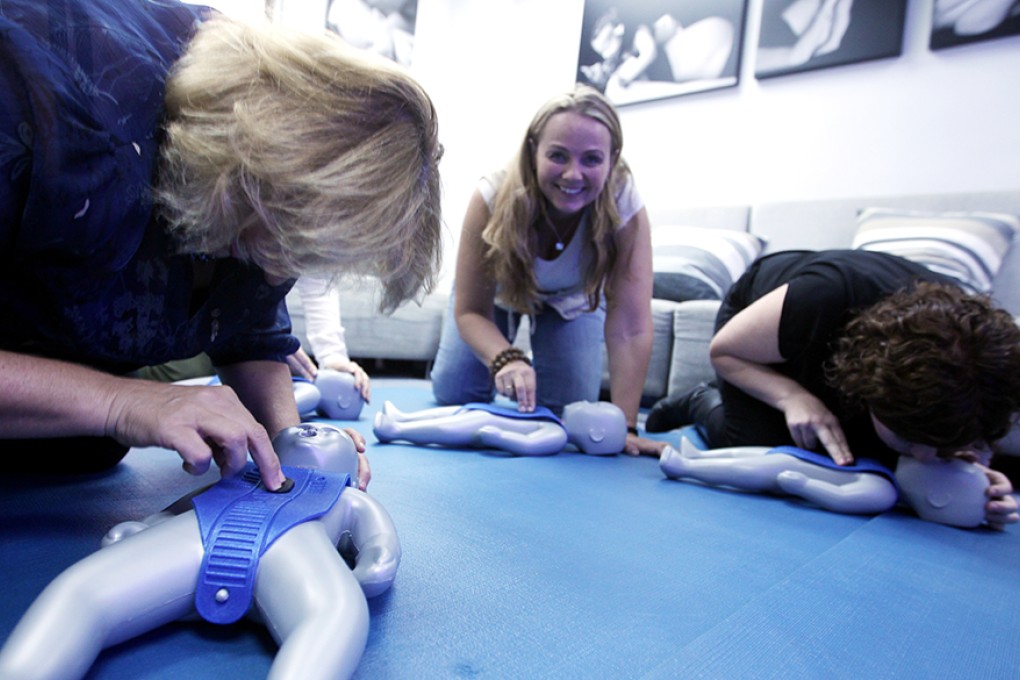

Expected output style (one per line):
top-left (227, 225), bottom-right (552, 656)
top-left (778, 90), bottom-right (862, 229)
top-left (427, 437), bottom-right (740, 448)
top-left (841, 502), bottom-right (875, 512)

top-left (156, 15), bottom-right (442, 312)
top-left (483, 85), bottom-right (629, 314)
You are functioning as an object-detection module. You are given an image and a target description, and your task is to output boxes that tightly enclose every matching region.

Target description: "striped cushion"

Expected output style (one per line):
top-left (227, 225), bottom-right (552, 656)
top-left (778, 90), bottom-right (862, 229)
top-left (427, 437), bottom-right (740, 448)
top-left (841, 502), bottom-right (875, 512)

top-left (652, 227), bottom-right (765, 301)
top-left (852, 208), bottom-right (1019, 293)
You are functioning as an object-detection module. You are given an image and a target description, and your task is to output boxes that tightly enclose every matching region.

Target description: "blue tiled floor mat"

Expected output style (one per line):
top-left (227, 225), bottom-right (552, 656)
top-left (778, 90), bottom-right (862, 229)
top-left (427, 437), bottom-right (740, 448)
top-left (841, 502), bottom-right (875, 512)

top-left (2, 379), bottom-right (1017, 679)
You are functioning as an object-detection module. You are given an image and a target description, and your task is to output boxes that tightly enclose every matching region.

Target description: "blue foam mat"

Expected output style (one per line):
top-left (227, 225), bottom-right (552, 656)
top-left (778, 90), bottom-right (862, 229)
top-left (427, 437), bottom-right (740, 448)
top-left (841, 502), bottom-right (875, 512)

top-left (1, 379), bottom-right (1017, 679)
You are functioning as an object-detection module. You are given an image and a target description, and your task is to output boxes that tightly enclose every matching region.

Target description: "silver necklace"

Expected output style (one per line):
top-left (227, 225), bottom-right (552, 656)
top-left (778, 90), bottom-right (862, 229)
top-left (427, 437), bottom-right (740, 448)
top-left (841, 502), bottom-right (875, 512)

top-left (545, 213), bottom-right (579, 252)
top-left (549, 222), bottom-right (567, 251)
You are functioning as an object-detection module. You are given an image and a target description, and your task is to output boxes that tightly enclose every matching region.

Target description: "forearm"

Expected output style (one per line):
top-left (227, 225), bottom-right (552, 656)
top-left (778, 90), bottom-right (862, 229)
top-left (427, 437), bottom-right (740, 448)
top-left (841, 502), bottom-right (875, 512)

top-left (710, 353), bottom-right (813, 412)
top-left (606, 322), bottom-right (653, 427)
top-left (216, 360), bottom-right (300, 438)
top-left (0, 349), bottom-right (122, 438)
top-left (455, 310), bottom-right (512, 366)
top-left (604, 206), bottom-right (654, 428)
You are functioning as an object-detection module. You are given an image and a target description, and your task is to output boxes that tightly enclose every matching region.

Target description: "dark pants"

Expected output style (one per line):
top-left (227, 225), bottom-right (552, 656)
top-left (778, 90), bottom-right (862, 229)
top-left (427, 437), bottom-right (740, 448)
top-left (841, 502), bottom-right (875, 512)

top-left (702, 380), bottom-right (795, 449)
top-left (5, 437), bottom-right (129, 474)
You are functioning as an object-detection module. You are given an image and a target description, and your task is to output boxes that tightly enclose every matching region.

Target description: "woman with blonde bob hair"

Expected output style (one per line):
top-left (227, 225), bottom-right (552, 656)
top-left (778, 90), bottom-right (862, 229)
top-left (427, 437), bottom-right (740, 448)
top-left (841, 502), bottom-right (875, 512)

top-left (0, 0), bottom-right (441, 491)
top-left (159, 14), bottom-right (441, 312)
top-left (431, 85), bottom-right (661, 456)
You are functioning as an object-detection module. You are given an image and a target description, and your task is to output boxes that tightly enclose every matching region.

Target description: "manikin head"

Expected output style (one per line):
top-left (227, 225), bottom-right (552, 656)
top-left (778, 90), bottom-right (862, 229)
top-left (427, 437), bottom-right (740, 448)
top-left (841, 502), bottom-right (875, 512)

top-left (315, 369), bottom-right (366, 420)
top-left (272, 423), bottom-right (359, 483)
top-left (292, 378), bottom-right (322, 417)
top-left (562, 401), bottom-right (627, 455)
top-left (894, 456), bottom-right (989, 528)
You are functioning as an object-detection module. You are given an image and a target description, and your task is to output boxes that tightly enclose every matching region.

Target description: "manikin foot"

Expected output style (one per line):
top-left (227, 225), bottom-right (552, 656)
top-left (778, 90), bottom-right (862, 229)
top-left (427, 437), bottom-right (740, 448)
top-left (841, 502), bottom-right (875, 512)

top-left (373, 411), bottom-right (396, 443)
top-left (373, 401), bottom-right (410, 442)
top-left (380, 400), bottom-right (403, 418)
top-left (659, 444), bottom-right (688, 479)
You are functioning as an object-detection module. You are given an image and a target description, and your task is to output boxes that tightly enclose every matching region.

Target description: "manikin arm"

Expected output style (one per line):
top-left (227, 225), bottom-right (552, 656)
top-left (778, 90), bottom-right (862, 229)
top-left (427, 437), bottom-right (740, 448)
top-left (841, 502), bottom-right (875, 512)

top-left (317, 487), bottom-right (402, 598)
top-left (773, 468), bottom-right (898, 515)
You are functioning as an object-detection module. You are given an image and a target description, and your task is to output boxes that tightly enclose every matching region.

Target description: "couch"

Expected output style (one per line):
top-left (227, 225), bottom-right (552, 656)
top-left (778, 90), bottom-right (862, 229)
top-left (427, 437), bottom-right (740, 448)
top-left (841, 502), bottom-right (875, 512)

top-left (287, 189), bottom-right (1020, 413)
top-left (660, 189), bottom-right (1020, 400)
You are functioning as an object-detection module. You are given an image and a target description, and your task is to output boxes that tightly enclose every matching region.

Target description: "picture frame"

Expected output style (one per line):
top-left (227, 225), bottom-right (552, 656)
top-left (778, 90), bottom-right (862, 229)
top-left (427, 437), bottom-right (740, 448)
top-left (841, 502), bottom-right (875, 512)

top-left (755, 0), bottom-right (908, 80)
top-left (325, 0), bottom-right (418, 68)
top-left (930, 0), bottom-right (1020, 50)
top-left (576, 0), bottom-right (749, 107)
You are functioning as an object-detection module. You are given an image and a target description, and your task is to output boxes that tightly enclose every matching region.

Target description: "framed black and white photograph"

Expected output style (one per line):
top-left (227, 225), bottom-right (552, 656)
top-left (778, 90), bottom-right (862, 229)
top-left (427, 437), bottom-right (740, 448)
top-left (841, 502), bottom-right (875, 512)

top-left (930, 0), bottom-right (1020, 50)
top-left (325, 0), bottom-right (418, 67)
top-left (576, 0), bottom-right (749, 107)
top-left (755, 0), bottom-right (907, 79)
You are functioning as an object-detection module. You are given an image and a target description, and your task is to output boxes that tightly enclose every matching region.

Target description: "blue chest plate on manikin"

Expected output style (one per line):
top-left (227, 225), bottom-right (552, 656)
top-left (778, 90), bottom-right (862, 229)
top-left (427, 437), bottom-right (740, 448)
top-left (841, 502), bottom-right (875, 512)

top-left (191, 462), bottom-right (349, 624)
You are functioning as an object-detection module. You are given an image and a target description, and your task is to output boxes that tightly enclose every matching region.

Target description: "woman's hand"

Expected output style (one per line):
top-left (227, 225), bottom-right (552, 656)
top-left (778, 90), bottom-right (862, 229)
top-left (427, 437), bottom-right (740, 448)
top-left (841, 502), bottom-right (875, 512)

top-left (494, 359), bottom-right (537, 413)
top-left (322, 358), bottom-right (372, 403)
top-left (624, 433), bottom-right (666, 457)
top-left (978, 464), bottom-right (1019, 530)
top-left (287, 347), bottom-right (372, 403)
top-left (286, 347), bottom-right (318, 381)
top-left (777, 391), bottom-right (854, 465)
top-left (104, 380), bottom-right (286, 491)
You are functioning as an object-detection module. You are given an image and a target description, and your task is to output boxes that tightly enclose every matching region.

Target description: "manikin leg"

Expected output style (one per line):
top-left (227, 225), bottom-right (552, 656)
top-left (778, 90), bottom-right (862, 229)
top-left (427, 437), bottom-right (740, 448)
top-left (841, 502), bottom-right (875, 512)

top-left (255, 522), bottom-right (370, 680)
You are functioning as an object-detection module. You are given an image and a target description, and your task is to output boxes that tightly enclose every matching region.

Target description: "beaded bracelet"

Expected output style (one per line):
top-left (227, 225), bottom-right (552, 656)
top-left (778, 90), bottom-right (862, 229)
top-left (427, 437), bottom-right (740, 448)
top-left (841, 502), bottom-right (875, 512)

top-left (489, 347), bottom-right (531, 378)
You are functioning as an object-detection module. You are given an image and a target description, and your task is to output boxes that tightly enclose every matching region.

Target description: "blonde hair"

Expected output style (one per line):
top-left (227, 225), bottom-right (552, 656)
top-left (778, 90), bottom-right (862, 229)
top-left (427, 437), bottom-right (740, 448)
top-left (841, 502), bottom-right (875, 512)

top-left (482, 84), bottom-right (629, 314)
top-left (156, 15), bottom-right (442, 312)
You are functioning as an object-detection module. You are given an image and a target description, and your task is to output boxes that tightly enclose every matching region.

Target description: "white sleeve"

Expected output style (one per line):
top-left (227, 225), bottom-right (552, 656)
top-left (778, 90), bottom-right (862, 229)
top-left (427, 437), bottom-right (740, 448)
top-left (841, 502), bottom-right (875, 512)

top-left (294, 275), bottom-right (349, 365)
top-left (615, 172), bottom-right (644, 227)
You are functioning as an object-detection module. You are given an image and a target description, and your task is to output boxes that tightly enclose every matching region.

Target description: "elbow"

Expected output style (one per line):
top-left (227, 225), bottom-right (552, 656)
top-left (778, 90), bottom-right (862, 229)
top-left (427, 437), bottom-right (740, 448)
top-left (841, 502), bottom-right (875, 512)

top-left (708, 338), bottom-right (738, 376)
top-left (708, 336), bottom-right (726, 365)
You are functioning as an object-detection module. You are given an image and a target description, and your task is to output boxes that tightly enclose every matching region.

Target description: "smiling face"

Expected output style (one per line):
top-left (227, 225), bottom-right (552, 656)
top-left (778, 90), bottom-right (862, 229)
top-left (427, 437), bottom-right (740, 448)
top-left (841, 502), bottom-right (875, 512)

top-left (532, 111), bottom-right (613, 219)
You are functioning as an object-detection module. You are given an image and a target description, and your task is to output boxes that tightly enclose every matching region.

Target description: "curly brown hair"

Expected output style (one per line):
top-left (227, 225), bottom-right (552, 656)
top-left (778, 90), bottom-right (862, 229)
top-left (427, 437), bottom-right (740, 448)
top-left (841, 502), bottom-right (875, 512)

top-left (827, 281), bottom-right (1020, 448)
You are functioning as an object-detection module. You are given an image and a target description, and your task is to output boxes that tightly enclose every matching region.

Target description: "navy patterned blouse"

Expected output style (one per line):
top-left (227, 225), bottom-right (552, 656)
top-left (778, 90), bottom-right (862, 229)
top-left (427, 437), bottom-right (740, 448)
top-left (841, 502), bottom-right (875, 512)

top-left (0, 0), bottom-right (298, 374)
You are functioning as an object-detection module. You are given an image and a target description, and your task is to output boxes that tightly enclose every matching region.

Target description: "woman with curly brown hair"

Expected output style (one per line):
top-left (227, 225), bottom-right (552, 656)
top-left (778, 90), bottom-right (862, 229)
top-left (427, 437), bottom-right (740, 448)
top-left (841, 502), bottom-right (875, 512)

top-left (429, 85), bottom-right (661, 456)
top-left (646, 249), bottom-right (1020, 527)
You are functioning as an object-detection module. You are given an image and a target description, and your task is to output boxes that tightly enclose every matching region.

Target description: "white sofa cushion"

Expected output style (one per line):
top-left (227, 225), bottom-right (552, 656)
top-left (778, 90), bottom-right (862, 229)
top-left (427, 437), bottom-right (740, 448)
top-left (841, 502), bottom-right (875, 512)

top-left (852, 208), bottom-right (1019, 293)
top-left (651, 226), bottom-right (765, 301)
top-left (667, 300), bottom-right (721, 398)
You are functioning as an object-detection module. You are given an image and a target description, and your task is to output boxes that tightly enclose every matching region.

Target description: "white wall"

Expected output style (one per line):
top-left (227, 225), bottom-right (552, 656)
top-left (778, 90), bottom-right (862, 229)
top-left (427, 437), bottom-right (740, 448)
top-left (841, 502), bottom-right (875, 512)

top-left (267, 0), bottom-right (1020, 277)
top-left (409, 0), bottom-right (1020, 242)
top-left (411, 0), bottom-right (585, 282)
